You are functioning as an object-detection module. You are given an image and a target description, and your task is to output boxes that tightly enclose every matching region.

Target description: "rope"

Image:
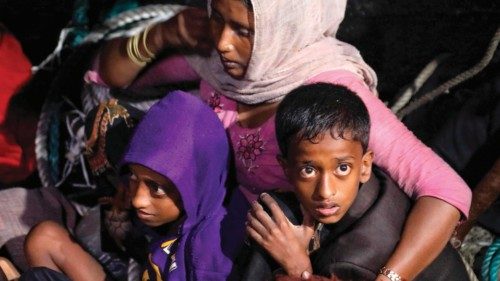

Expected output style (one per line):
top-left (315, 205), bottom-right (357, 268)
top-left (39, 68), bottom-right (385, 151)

top-left (396, 25), bottom-right (500, 119)
top-left (482, 238), bottom-right (500, 281)
top-left (82, 4), bottom-right (185, 43)
top-left (459, 252), bottom-right (480, 281)
top-left (35, 101), bottom-right (57, 188)
top-left (390, 54), bottom-right (448, 113)
top-left (490, 249), bottom-right (500, 281)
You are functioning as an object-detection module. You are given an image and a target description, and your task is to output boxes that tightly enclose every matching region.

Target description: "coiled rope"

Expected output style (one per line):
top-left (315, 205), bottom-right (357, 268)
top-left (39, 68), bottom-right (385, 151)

top-left (482, 238), bottom-right (500, 281)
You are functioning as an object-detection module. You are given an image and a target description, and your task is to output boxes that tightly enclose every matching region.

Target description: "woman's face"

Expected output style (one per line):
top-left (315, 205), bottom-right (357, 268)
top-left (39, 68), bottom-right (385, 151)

top-left (129, 164), bottom-right (183, 227)
top-left (209, 0), bottom-right (254, 79)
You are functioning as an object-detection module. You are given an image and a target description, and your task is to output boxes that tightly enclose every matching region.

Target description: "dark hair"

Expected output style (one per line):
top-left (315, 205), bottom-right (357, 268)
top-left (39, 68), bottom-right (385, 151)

top-left (241, 0), bottom-right (253, 11)
top-left (276, 83), bottom-right (370, 158)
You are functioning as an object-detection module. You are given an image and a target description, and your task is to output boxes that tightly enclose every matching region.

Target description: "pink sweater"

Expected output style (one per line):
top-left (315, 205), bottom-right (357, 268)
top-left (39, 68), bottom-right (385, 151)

top-left (86, 55), bottom-right (471, 217)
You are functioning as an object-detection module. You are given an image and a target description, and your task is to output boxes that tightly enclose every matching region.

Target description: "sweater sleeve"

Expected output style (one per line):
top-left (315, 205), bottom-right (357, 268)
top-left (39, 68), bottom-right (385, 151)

top-left (308, 71), bottom-right (471, 218)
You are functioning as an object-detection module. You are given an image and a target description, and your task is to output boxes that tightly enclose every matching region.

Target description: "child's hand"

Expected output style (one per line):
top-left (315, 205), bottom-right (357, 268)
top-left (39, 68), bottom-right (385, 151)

top-left (246, 193), bottom-right (315, 278)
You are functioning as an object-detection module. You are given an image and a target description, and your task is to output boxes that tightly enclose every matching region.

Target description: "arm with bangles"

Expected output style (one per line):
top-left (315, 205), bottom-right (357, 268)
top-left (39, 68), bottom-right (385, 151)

top-left (310, 72), bottom-right (471, 281)
top-left (98, 7), bottom-right (210, 88)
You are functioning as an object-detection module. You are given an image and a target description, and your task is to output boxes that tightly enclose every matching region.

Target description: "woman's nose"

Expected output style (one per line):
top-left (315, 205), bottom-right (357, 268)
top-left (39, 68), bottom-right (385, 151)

top-left (216, 26), bottom-right (234, 54)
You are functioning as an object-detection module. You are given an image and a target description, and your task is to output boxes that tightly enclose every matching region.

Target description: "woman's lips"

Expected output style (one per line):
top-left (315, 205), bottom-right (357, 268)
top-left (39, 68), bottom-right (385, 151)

top-left (221, 58), bottom-right (240, 69)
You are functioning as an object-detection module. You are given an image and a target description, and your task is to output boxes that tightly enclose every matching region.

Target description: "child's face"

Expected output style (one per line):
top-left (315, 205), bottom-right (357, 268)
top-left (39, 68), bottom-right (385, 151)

top-left (210, 0), bottom-right (254, 79)
top-left (279, 132), bottom-right (373, 224)
top-left (129, 164), bottom-right (183, 227)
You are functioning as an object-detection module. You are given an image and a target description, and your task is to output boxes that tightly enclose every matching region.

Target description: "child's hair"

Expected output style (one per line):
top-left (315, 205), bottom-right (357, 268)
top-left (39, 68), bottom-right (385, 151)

top-left (276, 83), bottom-right (370, 158)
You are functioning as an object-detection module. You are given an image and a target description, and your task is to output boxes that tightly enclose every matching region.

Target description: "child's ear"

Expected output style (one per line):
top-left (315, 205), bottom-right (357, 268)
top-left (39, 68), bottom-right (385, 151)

top-left (360, 150), bottom-right (373, 183)
top-left (277, 154), bottom-right (291, 179)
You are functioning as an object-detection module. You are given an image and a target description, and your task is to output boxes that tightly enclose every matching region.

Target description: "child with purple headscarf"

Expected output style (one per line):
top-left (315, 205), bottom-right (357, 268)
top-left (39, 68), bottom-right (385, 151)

top-left (21, 91), bottom-right (239, 281)
top-left (121, 90), bottom-right (238, 281)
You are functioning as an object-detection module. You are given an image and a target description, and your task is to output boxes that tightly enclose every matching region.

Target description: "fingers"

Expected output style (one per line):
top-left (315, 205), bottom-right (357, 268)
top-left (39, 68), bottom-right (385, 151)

top-left (249, 200), bottom-right (278, 232)
top-left (246, 207), bottom-right (268, 236)
top-left (260, 193), bottom-right (288, 224)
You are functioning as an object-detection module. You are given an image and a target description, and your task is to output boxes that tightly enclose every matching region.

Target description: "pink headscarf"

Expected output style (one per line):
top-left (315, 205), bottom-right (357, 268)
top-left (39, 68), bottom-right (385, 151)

top-left (187, 0), bottom-right (378, 104)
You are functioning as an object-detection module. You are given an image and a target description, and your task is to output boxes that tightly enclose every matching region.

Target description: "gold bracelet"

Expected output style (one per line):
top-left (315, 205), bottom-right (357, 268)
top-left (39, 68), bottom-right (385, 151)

top-left (379, 266), bottom-right (406, 281)
top-left (126, 25), bottom-right (159, 67)
top-left (141, 24), bottom-right (156, 59)
top-left (132, 33), bottom-right (152, 63)
top-left (126, 35), bottom-right (146, 66)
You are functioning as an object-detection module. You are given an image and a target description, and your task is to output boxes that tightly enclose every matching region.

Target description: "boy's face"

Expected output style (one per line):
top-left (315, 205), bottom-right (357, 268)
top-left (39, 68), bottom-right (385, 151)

top-left (279, 132), bottom-right (373, 224)
top-left (129, 164), bottom-right (183, 227)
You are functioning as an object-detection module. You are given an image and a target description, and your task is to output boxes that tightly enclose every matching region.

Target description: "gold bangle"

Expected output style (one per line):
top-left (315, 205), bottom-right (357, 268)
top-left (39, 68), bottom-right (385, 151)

top-left (379, 266), bottom-right (406, 281)
top-left (141, 25), bottom-right (156, 59)
top-left (126, 35), bottom-right (146, 66)
top-left (131, 33), bottom-right (151, 63)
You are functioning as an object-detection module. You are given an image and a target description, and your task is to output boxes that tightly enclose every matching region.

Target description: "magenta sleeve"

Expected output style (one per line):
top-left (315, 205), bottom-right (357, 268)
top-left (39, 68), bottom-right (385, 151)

top-left (130, 55), bottom-right (200, 88)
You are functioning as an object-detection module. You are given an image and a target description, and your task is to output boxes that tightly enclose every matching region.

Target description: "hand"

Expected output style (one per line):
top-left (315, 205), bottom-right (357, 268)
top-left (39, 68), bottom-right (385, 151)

top-left (160, 7), bottom-right (212, 55)
top-left (246, 193), bottom-right (315, 277)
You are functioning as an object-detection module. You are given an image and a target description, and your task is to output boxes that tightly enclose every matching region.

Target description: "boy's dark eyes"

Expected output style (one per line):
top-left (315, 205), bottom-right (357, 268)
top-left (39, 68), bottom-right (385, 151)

top-left (299, 165), bottom-right (317, 178)
top-left (335, 163), bottom-right (352, 176)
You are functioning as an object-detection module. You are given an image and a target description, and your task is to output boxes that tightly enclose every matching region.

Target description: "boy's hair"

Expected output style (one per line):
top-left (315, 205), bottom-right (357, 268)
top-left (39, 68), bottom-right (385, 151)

top-left (276, 83), bottom-right (370, 158)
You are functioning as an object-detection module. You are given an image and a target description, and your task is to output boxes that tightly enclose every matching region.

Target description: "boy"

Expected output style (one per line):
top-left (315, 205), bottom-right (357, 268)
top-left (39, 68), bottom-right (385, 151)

top-left (244, 83), bottom-right (468, 281)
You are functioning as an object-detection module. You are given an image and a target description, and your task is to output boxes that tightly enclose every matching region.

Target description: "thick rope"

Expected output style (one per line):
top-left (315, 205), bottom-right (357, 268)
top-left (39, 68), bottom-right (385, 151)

top-left (490, 249), bottom-right (500, 281)
top-left (459, 252), bottom-right (480, 281)
top-left (81, 4), bottom-right (185, 43)
top-left (397, 26), bottom-right (500, 119)
top-left (482, 238), bottom-right (500, 281)
top-left (491, 248), bottom-right (500, 281)
top-left (390, 54), bottom-right (448, 113)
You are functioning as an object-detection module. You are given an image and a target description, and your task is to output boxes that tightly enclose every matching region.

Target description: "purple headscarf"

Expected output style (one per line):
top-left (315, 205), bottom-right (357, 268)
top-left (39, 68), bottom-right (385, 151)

top-left (122, 91), bottom-right (233, 280)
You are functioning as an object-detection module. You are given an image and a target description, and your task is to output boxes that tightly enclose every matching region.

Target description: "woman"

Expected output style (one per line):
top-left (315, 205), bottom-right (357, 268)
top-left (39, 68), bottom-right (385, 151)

top-left (90, 1), bottom-right (471, 279)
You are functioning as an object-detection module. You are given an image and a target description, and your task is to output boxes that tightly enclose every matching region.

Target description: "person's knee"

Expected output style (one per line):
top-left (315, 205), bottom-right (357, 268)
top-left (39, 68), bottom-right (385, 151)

top-left (24, 221), bottom-right (68, 259)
